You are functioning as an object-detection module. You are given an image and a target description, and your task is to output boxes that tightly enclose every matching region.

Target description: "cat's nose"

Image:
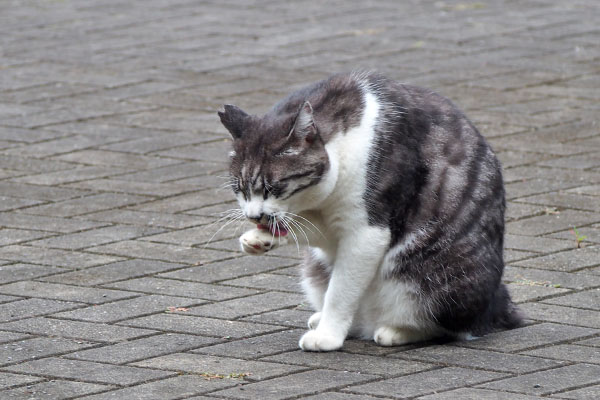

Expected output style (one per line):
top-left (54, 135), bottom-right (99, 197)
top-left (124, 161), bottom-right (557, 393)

top-left (247, 212), bottom-right (265, 224)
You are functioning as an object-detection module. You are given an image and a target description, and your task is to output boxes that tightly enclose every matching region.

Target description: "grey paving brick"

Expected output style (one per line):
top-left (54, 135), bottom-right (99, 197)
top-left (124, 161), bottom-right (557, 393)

top-left (0, 212), bottom-right (108, 233)
top-left (241, 307), bottom-right (313, 329)
top-left (12, 166), bottom-right (130, 186)
top-left (506, 210), bottom-right (600, 236)
top-left (87, 240), bottom-right (234, 265)
top-left (265, 350), bottom-right (433, 377)
top-left (194, 329), bottom-right (303, 359)
top-left (79, 209), bottom-right (212, 229)
top-left (0, 337), bottom-right (96, 366)
top-left (0, 281), bottom-right (134, 304)
top-left (41, 259), bottom-right (185, 286)
top-left (0, 228), bottom-right (53, 246)
top-left (0, 181), bottom-right (90, 202)
top-left (53, 295), bottom-right (201, 323)
top-left (65, 333), bottom-right (216, 364)
top-left (132, 353), bottom-right (306, 382)
top-left (512, 246), bottom-right (600, 272)
top-left (478, 364), bottom-right (600, 395)
top-left (347, 367), bottom-right (506, 399)
top-left (120, 313), bottom-right (283, 338)
top-left (542, 289), bottom-right (600, 310)
top-left (20, 193), bottom-right (149, 217)
top-left (52, 149), bottom-right (180, 169)
top-left (4, 358), bottom-right (174, 386)
top-left (213, 369), bottom-right (376, 400)
top-left (394, 345), bottom-right (564, 373)
top-left (556, 384), bottom-right (600, 400)
top-left (0, 245), bottom-right (122, 269)
top-left (0, 331), bottom-right (30, 344)
top-left (28, 225), bottom-right (164, 250)
top-left (520, 303), bottom-right (600, 328)
top-left (522, 344), bottom-right (600, 364)
top-left (504, 266), bottom-right (600, 290)
top-left (104, 277), bottom-right (258, 301)
top-left (458, 323), bottom-right (599, 352)
top-left (0, 372), bottom-right (43, 390)
top-left (0, 317), bottom-right (156, 343)
top-left (301, 394), bottom-right (383, 400)
top-left (158, 256), bottom-right (297, 283)
top-left (0, 298), bottom-right (81, 322)
top-left (0, 380), bottom-right (114, 399)
top-left (0, 264), bottom-right (64, 284)
top-left (223, 272), bottom-right (302, 293)
top-left (65, 178), bottom-right (195, 197)
top-left (77, 375), bottom-right (235, 400)
top-left (0, 196), bottom-right (44, 212)
top-left (504, 234), bottom-right (574, 253)
top-left (417, 388), bottom-right (547, 399)
top-left (507, 282), bottom-right (570, 303)
top-left (139, 223), bottom-right (242, 247)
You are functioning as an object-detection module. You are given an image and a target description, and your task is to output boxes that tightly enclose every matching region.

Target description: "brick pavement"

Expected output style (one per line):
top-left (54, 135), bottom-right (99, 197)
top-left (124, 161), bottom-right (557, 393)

top-left (0, 0), bottom-right (599, 398)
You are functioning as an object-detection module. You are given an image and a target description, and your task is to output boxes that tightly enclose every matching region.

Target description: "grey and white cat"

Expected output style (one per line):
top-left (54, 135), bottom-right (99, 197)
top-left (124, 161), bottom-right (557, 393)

top-left (218, 71), bottom-right (522, 352)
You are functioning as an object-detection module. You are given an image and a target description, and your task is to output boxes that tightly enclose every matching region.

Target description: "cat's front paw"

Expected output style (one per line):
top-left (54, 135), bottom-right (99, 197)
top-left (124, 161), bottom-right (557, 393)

top-left (239, 229), bottom-right (276, 255)
top-left (299, 329), bottom-right (344, 352)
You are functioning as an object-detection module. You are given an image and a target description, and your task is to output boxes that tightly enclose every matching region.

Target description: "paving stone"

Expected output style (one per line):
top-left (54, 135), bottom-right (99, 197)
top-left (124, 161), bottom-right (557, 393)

top-left (213, 369), bottom-right (376, 400)
top-left (0, 331), bottom-right (30, 344)
top-left (0, 246), bottom-right (122, 269)
top-left (0, 317), bottom-right (156, 343)
top-left (0, 281), bottom-right (134, 304)
top-left (522, 344), bottom-right (600, 364)
top-left (79, 209), bottom-right (212, 229)
top-left (0, 196), bottom-right (44, 212)
top-left (12, 166), bottom-right (130, 186)
top-left (77, 375), bottom-right (234, 400)
top-left (0, 212), bottom-right (108, 233)
top-left (265, 350), bottom-right (433, 377)
top-left (0, 264), bottom-right (64, 284)
top-left (52, 149), bottom-right (180, 169)
top-left (87, 240), bottom-right (234, 265)
top-left (4, 358), bottom-right (174, 386)
top-left (53, 295), bottom-right (201, 323)
top-left (41, 259), bottom-right (185, 286)
top-left (194, 329), bottom-right (303, 359)
top-left (139, 223), bottom-right (242, 247)
top-left (458, 323), bottom-right (599, 352)
top-left (347, 367), bottom-right (506, 399)
top-left (27, 225), bottom-right (164, 250)
top-left (0, 337), bottom-right (96, 366)
top-left (520, 303), bottom-right (600, 329)
top-left (542, 288), bottom-right (600, 310)
top-left (394, 345), bottom-right (564, 373)
top-left (0, 228), bottom-right (53, 246)
top-left (512, 246), bottom-right (600, 272)
top-left (0, 181), bottom-right (90, 202)
top-left (66, 333), bottom-right (217, 364)
top-left (301, 394), bottom-right (383, 400)
top-left (478, 364), bottom-right (600, 395)
top-left (103, 277), bottom-right (258, 301)
top-left (506, 210), bottom-right (600, 236)
top-left (0, 372), bottom-right (43, 390)
top-left (516, 192), bottom-right (600, 212)
top-left (0, 298), bottom-right (81, 322)
top-left (0, 380), bottom-right (114, 399)
top-left (504, 234), bottom-right (574, 253)
top-left (20, 193), bottom-right (149, 217)
top-left (222, 272), bottom-right (302, 293)
top-left (504, 266), bottom-right (600, 290)
top-left (556, 384), bottom-right (600, 400)
top-left (132, 353), bottom-right (306, 382)
top-left (122, 310), bottom-right (284, 338)
top-left (184, 291), bottom-right (305, 319)
top-left (65, 178), bottom-right (195, 197)
top-left (506, 282), bottom-right (570, 303)
top-left (158, 256), bottom-right (297, 283)
top-left (417, 388), bottom-right (547, 399)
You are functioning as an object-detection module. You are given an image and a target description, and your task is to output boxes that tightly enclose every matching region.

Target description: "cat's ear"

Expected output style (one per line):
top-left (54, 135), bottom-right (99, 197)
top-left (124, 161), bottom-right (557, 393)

top-left (218, 104), bottom-right (249, 139)
top-left (290, 101), bottom-right (317, 143)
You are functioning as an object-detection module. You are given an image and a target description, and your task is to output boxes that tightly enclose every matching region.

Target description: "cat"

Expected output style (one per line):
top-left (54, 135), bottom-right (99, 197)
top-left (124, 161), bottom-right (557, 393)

top-left (218, 71), bottom-right (522, 352)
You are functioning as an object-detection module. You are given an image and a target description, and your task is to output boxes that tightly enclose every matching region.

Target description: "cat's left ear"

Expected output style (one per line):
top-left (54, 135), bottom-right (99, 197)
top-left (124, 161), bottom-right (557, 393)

top-left (218, 104), bottom-right (249, 139)
top-left (290, 101), bottom-right (317, 144)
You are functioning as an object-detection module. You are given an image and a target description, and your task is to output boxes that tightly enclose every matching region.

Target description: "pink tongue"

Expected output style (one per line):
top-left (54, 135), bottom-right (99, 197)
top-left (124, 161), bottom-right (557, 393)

top-left (257, 224), bottom-right (288, 237)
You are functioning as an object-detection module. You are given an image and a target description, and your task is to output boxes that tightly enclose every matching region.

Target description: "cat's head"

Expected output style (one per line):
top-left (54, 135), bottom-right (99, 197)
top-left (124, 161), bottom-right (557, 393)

top-left (218, 102), bottom-right (332, 226)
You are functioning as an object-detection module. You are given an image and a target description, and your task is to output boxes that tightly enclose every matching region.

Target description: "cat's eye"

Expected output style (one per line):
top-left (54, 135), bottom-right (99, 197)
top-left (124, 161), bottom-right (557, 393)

top-left (278, 148), bottom-right (301, 157)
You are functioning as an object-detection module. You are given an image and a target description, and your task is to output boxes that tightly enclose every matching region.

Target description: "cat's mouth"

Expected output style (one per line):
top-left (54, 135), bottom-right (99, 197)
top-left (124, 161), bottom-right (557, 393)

top-left (257, 223), bottom-right (288, 237)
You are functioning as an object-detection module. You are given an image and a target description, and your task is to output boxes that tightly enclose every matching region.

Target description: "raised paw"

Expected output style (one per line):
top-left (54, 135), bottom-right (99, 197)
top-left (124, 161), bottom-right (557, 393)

top-left (307, 312), bottom-right (321, 330)
top-left (239, 228), bottom-right (279, 255)
top-left (299, 329), bottom-right (344, 352)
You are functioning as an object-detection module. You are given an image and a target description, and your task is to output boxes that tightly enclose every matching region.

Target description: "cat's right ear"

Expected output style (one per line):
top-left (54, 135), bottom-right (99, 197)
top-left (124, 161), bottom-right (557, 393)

top-left (218, 104), bottom-right (249, 139)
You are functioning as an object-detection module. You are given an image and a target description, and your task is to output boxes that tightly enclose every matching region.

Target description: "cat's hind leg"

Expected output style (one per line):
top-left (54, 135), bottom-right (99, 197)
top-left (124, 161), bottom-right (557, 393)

top-left (301, 248), bottom-right (332, 329)
top-left (373, 326), bottom-right (436, 346)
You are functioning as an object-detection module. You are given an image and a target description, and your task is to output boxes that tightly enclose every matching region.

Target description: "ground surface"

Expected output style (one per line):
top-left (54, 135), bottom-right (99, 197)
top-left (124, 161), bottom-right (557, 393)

top-left (0, 0), bottom-right (599, 399)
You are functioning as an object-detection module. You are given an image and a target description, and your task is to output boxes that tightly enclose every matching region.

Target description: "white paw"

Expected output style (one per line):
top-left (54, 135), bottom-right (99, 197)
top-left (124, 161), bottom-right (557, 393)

top-left (298, 329), bottom-right (344, 352)
top-left (373, 326), bottom-right (426, 346)
top-left (307, 312), bottom-right (322, 330)
top-left (239, 229), bottom-right (277, 255)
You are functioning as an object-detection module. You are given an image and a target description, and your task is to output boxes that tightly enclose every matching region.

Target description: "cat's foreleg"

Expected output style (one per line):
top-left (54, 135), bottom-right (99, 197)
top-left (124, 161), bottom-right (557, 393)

top-left (239, 228), bottom-right (288, 255)
top-left (299, 227), bottom-right (390, 351)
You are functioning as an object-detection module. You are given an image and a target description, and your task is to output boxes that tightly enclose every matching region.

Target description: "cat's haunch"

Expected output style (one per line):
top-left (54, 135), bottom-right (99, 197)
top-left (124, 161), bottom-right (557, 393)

top-left (218, 71), bottom-right (522, 352)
